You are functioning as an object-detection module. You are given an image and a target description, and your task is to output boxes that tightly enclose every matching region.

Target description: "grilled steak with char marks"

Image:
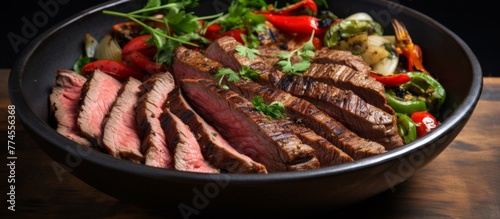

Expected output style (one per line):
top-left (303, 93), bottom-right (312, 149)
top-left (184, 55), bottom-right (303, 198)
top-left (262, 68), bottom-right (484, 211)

top-left (166, 87), bottom-right (268, 173)
top-left (180, 78), bottom-right (320, 172)
top-left (135, 72), bottom-right (176, 168)
top-left (173, 46), bottom-right (387, 159)
top-left (49, 70), bottom-right (92, 147)
top-left (160, 109), bottom-right (219, 173)
top-left (205, 36), bottom-right (403, 149)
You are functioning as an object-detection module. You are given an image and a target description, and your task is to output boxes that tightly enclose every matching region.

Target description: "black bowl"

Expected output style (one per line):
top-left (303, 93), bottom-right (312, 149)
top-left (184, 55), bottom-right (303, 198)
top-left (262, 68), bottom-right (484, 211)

top-left (8, 0), bottom-right (482, 217)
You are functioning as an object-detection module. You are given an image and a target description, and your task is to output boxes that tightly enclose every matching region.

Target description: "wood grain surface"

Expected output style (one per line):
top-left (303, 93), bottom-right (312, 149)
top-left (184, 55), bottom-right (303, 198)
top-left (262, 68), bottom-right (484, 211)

top-left (1, 69), bottom-right (499, 218)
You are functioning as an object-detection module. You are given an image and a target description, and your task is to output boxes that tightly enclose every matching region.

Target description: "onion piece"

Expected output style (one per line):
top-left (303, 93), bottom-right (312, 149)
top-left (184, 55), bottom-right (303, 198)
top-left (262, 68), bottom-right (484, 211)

top-left (95, 33), bottom-right (122, 61)
top-left (84, 33), bottom-right (98, 58)
top-left (372, 55), bottom-right (399, 76)
top-left (345, 12), bottom-right (373, 21)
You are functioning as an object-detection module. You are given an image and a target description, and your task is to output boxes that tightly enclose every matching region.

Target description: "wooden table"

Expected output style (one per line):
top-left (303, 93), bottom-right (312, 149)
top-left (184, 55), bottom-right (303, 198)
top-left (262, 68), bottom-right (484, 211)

top-left (1, 69), bottom-right (499, 218)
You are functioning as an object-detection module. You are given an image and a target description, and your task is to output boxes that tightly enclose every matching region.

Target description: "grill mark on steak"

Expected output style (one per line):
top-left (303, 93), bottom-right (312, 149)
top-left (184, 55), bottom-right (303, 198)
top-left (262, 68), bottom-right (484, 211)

top-left (135, 72), bottom-right (175, 168)
top-left (160, 109), bottom-right (219, 173)
top-left (277, 73), bottom-right (402, 148)
top-left (78, 69), bottom-right (123, 148)
top-left (310, 52), bottom-right (393, 113)
top-left (102, 77), bottom-right (143, 163)
top-left (314, 47), bottom-right (372, 77)
top-left (166, 87), bottom-right (268, 173)
top-left (49, 70), bottom-right (92, 147)
top-left (204, 37), bottom-right (402, 150)
top-left (230, 81), bottom-right (385, 160)
top-left (271, 117), bottom-right (354, 166)
top-left (174, 45), bottom-right (387, 159)
top-left (180, 78), bottom-right (320, 172)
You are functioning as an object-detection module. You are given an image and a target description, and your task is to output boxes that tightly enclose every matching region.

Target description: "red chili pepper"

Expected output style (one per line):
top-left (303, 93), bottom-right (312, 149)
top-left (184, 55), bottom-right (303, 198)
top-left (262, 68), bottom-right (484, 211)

top-left (370, 72), bottom-right (411, 87)
top-left (122, 34), bottom-right (157, 58)
top-left (123, 51), bottom-right (167, 75)
top-left (410, 111), bottom-right (439, 138)
top-left (203, 23), bottom-right (246, 44)
top-left (82, 60), bottom-right (146, 81)
top-left (255, 0), bottom-right (318, 15)
top-left (261, 14), bottom-right (327, 36)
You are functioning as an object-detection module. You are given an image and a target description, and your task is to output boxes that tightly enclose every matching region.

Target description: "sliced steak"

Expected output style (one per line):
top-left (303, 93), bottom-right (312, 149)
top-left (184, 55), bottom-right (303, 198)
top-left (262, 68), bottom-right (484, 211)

top-left (166, 88), bottom-right (268, 173)
top-left (78, 69), bottom-right (123, 148)
top-left (276, 73), bottom-right (402, 149)
top-left (160, 109), bottom-right (219, 173)
top-left (174, 46), bottom-right (387, 159)
top-left (231, 81), bottom-right (386, 159)
top-left (273, 118), bottom-right (354, 166)
top-left (49, 70), bottom-right (92, 147)
top-left (204, 37), bottom-right (403, 150)
top-left (180, 78), bottom-right (320, 172)
top-left (136, 72), bottom-right (176, 168)
top-left (102, 77), bottom-right (143, 163)
top-left (314, 47), bottom-right (372, 77)
top-left (311, 49), bottom-right (394, 115)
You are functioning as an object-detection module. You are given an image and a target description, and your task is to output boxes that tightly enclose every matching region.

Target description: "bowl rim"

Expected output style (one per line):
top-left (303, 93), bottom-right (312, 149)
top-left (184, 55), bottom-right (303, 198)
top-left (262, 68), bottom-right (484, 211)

top-left (8, 0), bottom-right (483, 183)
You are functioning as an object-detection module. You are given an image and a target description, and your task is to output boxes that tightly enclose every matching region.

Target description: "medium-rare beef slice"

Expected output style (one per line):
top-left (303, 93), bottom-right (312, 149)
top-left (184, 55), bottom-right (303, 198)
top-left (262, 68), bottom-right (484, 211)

top-left (49, 69), bottom-right (92, 147)
top-left (173, 46), bottom-right (387, 159)
top-left (180, 78), bottom-right (320, 172)
top-left (136, 72), bottom-right (175, 168)
top-left (102, 77), bottom-right (143, 163)
top-left (160, 109), bottom-right (219, 173)
top-left (78, 69), bottom-right (123, 148)
top-left (277, 74), bottom-right (403, 149)
top-left (166, 88), bottom-right (268, 173)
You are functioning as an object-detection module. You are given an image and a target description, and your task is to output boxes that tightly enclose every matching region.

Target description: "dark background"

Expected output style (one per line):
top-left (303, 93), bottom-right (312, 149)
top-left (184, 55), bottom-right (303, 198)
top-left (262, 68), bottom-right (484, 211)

top-left (1, 0), bottom-right (496, 76)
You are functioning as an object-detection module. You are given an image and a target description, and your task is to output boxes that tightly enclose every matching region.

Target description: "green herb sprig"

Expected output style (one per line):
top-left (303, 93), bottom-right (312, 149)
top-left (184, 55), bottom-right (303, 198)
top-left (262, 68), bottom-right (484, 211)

top-left (214, 66), bottom-right (259, 89)
top-left (276, 31), bottom-right (316, 75)
top-left (252, 96), bottom-right (287, 119)
top-left (103, 0), bottom-right (219, 65)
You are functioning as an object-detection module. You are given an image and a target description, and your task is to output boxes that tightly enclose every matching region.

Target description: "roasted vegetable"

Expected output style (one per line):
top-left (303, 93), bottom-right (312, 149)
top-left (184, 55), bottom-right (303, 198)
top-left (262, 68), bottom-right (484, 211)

top-left (402, 72), bottom-right (446, 114)
top-left (396, 113), bottom-right (417, 144)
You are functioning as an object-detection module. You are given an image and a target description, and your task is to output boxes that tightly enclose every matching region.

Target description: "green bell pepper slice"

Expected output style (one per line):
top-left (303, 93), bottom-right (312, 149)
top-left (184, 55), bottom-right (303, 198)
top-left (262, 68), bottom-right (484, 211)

top-left (396, 113), bottom-right (417, 144)
top-left (324, 19), bottom-right (384, 48)
top-left (402, 72), bottom-right (446, 114)
top-left (385, 88), bottom-right (427, 115)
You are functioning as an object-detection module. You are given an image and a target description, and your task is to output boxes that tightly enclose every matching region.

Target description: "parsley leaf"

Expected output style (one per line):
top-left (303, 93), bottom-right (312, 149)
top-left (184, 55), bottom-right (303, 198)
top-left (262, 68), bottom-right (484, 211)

top-left (275, 31), bottom-right (316, 75)
top-left (214, 68), bottom-right (240, 90)
top-left (252, 96), bottom-right (287, 119)
top-left (236, 44), bottom-right (260, 60)
top-left (239, 65), bottom-right (260, 80)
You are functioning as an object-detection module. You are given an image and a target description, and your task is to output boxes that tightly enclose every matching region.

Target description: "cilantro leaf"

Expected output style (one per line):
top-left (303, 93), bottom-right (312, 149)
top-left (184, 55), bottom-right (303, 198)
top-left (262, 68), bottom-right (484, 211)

top-left (275, 31), bottom-right (317, 75)
top-left (214, 68), bottom-right (239, 89)
top-left (252, 96), bottom-right (287, 119)
top-left (239, 66), bottom-right (260, 80)
top-left (236, 45), bottom-right (260, 60)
